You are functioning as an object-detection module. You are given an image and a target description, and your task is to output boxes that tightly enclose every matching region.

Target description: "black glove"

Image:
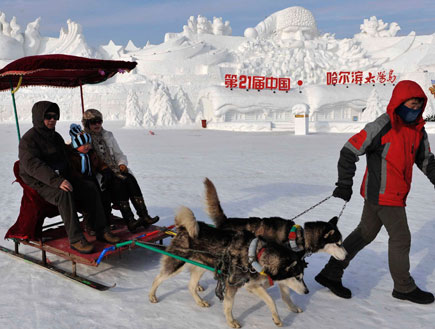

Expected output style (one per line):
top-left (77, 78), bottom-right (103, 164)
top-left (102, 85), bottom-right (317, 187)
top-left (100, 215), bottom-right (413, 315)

top-left (100, 168), bottom-right (113, 191)
top-left (333, 184), bottom-right (352, 202)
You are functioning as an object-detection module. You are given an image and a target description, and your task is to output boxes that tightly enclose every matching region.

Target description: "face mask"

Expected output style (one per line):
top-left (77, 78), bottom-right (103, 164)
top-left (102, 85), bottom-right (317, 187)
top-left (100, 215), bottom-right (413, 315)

top-left (396, 104), bottom-right (422, 123)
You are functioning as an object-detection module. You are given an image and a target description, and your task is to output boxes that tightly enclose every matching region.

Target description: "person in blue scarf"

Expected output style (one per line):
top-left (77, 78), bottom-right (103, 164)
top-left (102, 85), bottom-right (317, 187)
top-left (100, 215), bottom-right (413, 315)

top-left (66, 123), bottom-right (120, 244)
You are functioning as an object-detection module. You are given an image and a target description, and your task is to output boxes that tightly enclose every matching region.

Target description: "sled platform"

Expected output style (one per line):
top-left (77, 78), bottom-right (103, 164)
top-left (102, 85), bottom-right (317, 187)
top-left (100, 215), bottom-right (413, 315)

top-left (16, 220), bottom-right (171, 267)
top-left (1, 219), bottom-right (174, 290)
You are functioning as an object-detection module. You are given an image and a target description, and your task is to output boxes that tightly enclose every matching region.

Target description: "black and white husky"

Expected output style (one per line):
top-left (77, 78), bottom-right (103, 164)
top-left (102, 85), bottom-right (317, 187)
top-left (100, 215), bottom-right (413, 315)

top-left (204, 178), bottom-right (347, 261)
top-left (149, 206), bottom-right (308, 328)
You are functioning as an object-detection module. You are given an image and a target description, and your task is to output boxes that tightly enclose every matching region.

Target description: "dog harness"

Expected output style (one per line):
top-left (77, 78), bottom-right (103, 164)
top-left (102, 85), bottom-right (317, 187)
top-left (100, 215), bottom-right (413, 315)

top-left (288, 224), bottom-right (304, 252)
top-left (248, 238), bottom-right (274, 286)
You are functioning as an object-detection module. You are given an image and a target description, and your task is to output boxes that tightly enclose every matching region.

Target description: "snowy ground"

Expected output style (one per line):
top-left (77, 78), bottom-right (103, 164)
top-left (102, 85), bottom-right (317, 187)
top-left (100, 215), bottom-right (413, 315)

top-left (0, 121), bottom-right (434, 329)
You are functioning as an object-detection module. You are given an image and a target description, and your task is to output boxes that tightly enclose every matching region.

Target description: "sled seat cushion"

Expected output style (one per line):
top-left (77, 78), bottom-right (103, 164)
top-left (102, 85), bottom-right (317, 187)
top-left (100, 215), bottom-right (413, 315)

top-left (5, 161), bottom-right (59, 241)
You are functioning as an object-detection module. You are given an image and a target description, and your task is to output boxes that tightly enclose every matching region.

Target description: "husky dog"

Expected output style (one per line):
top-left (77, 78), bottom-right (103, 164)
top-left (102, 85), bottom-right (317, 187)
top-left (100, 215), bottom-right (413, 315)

top-left (204, 178), bottom-right (347, 261)
top-left (149, 206), bottom-right (308, 328)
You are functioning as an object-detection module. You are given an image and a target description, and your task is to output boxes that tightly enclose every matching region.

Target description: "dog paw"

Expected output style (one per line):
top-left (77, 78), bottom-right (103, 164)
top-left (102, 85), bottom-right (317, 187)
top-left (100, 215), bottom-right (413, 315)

top-left (288, 306), bottom-right (303, 313)
top-left (228, 319), bottom-right (241, 328)
top-left (197, 284), bottom-right (205, 292)
top-left (149, 295), bottom-right (158, 303)
top-left (197, 300), bottom-right (210, 307)
top-left (273, 317), bottom-right (283, 327)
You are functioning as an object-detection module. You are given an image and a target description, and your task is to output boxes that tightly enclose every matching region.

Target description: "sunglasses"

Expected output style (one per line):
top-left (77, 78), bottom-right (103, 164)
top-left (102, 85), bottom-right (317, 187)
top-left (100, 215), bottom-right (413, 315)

top-left (44, 113), bottom-right (59, 120)
top-left (89, 119), bottom-right (103, 125)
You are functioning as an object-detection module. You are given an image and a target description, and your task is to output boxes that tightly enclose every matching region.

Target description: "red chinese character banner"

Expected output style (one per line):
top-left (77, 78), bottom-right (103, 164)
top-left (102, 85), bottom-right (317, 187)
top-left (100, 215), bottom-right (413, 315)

top-left (225, 74), bottom-right (291, 91)
top-left (326, 70), bottom-right (397, 85)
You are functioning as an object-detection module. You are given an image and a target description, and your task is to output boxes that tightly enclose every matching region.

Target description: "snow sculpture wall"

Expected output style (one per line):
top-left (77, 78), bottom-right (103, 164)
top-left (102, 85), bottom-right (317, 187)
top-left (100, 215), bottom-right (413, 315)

top-left (0, 7), bottom-right (433, 129)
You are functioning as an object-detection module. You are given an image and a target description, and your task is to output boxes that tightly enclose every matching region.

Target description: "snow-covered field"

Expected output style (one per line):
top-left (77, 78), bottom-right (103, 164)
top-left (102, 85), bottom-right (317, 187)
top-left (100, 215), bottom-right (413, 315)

top-left (1, 122), bottom-right (434, 329)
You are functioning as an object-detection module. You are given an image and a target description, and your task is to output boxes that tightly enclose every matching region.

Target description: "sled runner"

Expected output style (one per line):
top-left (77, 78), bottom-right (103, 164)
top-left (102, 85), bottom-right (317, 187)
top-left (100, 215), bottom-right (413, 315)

top-left (0, 55), bottom-right (172, 290)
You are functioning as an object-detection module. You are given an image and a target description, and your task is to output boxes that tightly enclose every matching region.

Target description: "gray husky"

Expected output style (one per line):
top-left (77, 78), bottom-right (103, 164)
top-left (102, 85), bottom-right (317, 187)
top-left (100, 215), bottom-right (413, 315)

top-left (149, 206), bottom-right (308, 328)
top-left (204, 178), bottom-right (347, 261)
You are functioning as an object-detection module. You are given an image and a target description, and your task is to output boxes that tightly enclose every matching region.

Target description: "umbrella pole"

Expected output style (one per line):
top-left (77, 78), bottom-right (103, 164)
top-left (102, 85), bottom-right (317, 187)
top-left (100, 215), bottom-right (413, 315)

top-left (10, 77), bottom-right (22, 142)
top-left (80, 83), bottom-right (85, 114)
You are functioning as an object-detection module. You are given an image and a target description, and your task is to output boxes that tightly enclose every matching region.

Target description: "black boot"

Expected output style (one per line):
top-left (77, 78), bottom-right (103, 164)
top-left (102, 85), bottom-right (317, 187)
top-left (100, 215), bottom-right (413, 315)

top-left (119, 201), bottom-right (143, 233)
top-left (315, 273), bottom-right (352, 299)
top-left (392, 287), bottom-right (434, 304)
top-left (131, 196), bottom-right (160, 226)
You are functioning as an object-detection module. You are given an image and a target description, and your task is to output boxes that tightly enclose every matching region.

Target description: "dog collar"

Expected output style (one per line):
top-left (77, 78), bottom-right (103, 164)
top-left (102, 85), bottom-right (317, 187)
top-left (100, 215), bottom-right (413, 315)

top-left (248, 238), bottom-right (274, 286)
top-left (248, 238), bottom-right (263, 272)
top-left (288, 224), bottom-right (304, 252)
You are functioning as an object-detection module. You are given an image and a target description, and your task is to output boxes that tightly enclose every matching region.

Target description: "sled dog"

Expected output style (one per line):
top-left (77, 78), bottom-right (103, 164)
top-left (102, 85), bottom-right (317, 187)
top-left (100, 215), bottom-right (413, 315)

top-left (149, 206), bottom-right (308, 328)
top-left (204, 178), bottom-right (347, 261)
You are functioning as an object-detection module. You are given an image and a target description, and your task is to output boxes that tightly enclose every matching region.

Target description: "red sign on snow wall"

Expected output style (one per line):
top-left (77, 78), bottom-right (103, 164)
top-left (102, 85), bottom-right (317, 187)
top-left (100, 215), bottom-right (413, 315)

top-left (225, 74), bottom-right (291, 91)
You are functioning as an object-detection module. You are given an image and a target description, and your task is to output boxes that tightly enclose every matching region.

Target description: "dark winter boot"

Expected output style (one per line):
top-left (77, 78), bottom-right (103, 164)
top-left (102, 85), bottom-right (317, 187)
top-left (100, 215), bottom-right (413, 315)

top-left (392, 287), bottom-right (434, 304)
top-left (70, 238), bottom-right (94, 254)
top-left (131, 196), bottom-right (160, 226)
top-left (96, 228), bottom-right (121, 244)
top-left (119, 201), bottom-right (143, 233)
top-left (315, 273), bottom-right (352, 299)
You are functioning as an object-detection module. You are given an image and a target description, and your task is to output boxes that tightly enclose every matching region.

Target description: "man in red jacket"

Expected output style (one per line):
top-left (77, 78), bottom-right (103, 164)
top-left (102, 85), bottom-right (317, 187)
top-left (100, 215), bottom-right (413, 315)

top-left (315, 80), bottom-right (435, 304)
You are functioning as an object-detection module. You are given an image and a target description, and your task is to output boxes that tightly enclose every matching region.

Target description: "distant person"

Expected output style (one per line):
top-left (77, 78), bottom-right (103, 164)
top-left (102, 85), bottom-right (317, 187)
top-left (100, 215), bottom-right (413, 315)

top-left (82, 109), bottom-right (159, 231)
top-left (18, 101), bottom-right (93, 253)
top-left (315, 80), bottom-right (435, 304)
top-left (66, 123), bottom-right (120, 244)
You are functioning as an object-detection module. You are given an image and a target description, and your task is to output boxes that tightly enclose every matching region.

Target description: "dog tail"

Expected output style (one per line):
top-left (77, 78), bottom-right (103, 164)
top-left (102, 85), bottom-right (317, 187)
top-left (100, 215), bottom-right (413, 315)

top-left (175, 206), bottom-right (199, 238)
top-left (204, 177), bottom-right (227, 227)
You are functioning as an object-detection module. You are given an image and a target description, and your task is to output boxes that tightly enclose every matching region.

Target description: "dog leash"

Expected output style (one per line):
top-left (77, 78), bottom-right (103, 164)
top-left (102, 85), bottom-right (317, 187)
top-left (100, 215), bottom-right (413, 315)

top-left (337, 201), bottom-right (348, 220)
top-left (289, 195), bottom-right (347, 221)
top-left (289, 195), bottom-right (332, 221)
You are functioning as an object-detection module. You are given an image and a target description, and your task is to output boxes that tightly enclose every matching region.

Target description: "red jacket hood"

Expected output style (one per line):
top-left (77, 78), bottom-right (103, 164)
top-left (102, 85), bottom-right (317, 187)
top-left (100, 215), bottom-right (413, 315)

top-left (386, 80), bottom-right (428, 129)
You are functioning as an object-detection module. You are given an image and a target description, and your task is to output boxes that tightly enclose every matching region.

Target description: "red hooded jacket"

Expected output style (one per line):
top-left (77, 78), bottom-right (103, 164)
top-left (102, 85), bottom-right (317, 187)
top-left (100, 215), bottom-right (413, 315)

top-left (336, 80), bottom-right (435, 206)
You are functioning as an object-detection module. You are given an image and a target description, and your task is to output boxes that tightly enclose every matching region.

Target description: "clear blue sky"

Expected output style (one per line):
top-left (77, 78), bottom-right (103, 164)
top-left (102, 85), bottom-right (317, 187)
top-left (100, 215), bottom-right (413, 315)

top-left (1, 0), bottom-right (434, 48)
